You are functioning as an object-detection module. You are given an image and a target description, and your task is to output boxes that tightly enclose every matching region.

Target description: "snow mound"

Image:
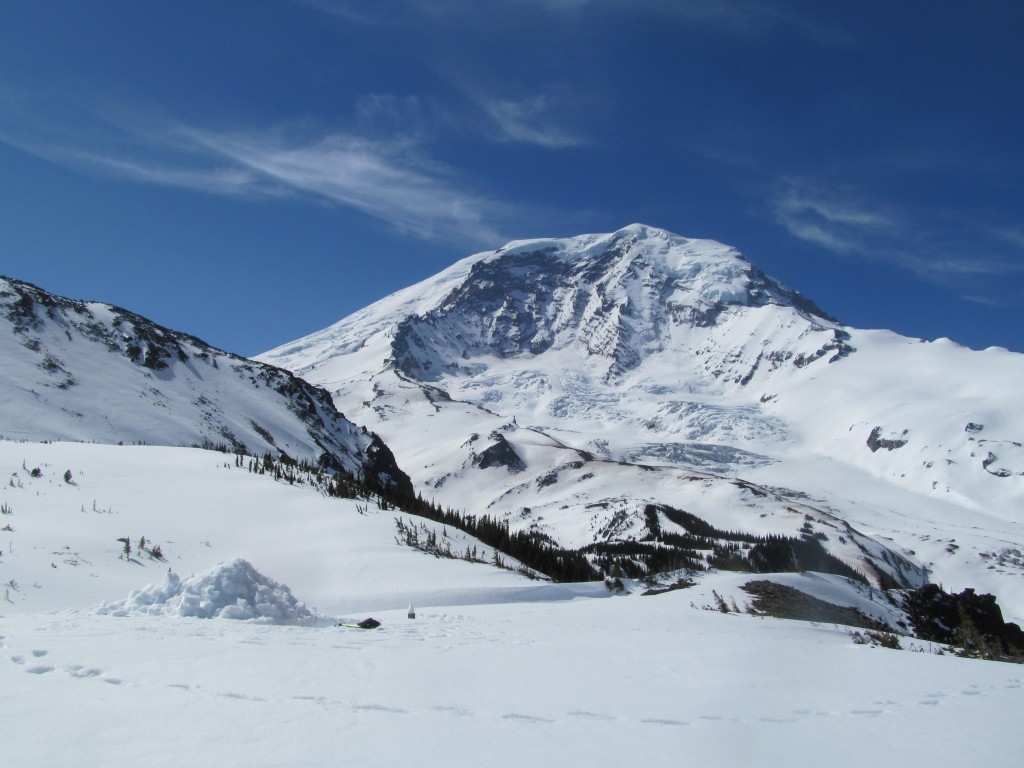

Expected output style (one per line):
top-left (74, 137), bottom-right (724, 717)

top-left (94, 559), bottom-right (317, 624)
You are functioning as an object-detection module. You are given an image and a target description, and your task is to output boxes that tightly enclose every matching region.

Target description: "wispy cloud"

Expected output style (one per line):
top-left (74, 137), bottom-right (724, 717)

top-left (960, 293), bottom-right (1012, 309)
top-left (303, 0), bottom-right (844, 44)
top-left (769, 177), bottom-right (1024, 302)
top-left (994, 228), bottom-right (1024, 250)
top-left (470, 91), bottom-right (588, 149)
top-left (296, 0), bottom-right (389, 24)
top-left (0, 93), bottom-right (511, 247)
top-left (771, 180), bottom-right (894, 254)
top-left (187, 128), bottom-right (508, 244)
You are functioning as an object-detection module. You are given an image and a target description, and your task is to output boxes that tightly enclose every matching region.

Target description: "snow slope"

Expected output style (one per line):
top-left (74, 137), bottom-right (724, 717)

top-left (260, 225), bottom-right (1024, 617)
top-left (0, 441), bottom-right (536, 615)
top-left (2, 439), bottom-right (1022, 767)
top-left (0, 275), bottom-right (410, 492)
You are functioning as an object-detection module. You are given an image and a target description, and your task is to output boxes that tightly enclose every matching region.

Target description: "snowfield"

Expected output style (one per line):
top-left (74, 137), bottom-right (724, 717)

top-left (2, 439), bottom-right (1023, 767)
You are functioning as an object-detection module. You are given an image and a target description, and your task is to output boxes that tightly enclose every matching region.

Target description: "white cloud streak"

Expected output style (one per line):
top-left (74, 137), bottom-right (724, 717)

top-left (186, 129), bottom-right (508, 245)
top-left (770, 178), bottom-right (1024, 297)
top-left (771, 181), bottom-right (894, 254)
top-left (472, 93), bottom-right (588, 149)
top-left (306, 0), bottom-right (843, 44)
top-left (994, 228), bottom-right (1024, 250)
top-left (0, 101), bottom-right (510, 248)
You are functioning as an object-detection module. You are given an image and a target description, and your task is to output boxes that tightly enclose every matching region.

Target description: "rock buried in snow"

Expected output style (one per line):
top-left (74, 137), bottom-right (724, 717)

top-left (94, 559), bottom-right (316, 624)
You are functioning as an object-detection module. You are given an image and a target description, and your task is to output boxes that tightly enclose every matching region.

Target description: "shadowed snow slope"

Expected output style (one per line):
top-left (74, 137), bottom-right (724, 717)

top-left (260, 225), bottom-right (1024, 616)
top-left (0, 275), bottom-right (410, 493)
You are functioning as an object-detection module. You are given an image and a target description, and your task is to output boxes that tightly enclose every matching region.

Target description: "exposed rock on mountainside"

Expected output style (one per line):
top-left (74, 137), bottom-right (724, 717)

top-left (260, 225), bottom-right (1024, 615)
top-left (0, 275), bottom-right (411, 494)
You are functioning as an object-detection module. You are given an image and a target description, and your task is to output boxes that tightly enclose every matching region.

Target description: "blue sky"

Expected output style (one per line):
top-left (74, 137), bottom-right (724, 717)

top-left (1, 1), bottom-right (1022, 356)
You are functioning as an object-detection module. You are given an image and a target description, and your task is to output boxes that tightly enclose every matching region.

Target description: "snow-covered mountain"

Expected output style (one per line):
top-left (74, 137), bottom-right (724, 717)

top-left (0, 275), bottom-right (410, 494)
top-left (261, 224), bottom-right (1024, 617)
top-left (4, 235), bottom-right (1024, 766)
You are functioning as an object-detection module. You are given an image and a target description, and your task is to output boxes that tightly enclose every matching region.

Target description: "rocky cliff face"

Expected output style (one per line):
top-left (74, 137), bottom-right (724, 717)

top-left (390, 224), bottom-right (851, 384)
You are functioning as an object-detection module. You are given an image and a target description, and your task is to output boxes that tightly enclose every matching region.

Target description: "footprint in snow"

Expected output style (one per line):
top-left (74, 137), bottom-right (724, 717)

top-left (26, 665), bottom-right (55, 675)
top-left (218, 692), bottom-right (267, 701)
top-left (502, 713), bottom-right (555, 723)
top-left (32, 649), bottom-right (48, 657)
top-left (297, 695), bottom-right (347, 711)
top-left (432, 706), bottom-right (473, 718)
top-left (353, 703), bottom-right (408, 715)
top-left (567, 711), bottom-right (615, 721)
top-left (11, 655), bottom-right (25, 665)
top-left (849, 709), bottom-right (883, 717)
top-left (642, 718), bottom-right (689, 726)
top-left (67, 666), bottom-right (103, 679)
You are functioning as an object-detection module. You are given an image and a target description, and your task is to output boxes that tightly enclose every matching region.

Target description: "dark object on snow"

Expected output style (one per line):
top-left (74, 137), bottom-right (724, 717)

top-left (337, 617), bottom-right (382, 629)
top-left (902, 584), bottom-right (1024, 658)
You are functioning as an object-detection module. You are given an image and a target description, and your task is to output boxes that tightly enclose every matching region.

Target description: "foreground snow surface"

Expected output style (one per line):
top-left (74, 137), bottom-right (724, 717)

top-left (4, 600), bottom-right (1023, 767)
top-left (2, 440), bottom-right (1022, 765)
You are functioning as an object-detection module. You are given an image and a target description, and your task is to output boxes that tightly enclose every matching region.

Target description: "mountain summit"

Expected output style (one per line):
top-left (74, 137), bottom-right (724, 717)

top-left (392, 224), bottom-right (849, 382)
top-left (271, 224), bottom-right (850, 386)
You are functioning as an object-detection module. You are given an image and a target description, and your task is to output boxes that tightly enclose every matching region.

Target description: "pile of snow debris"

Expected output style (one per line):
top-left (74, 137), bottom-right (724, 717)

top-left (94, 559), bottom-right (319, 624)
